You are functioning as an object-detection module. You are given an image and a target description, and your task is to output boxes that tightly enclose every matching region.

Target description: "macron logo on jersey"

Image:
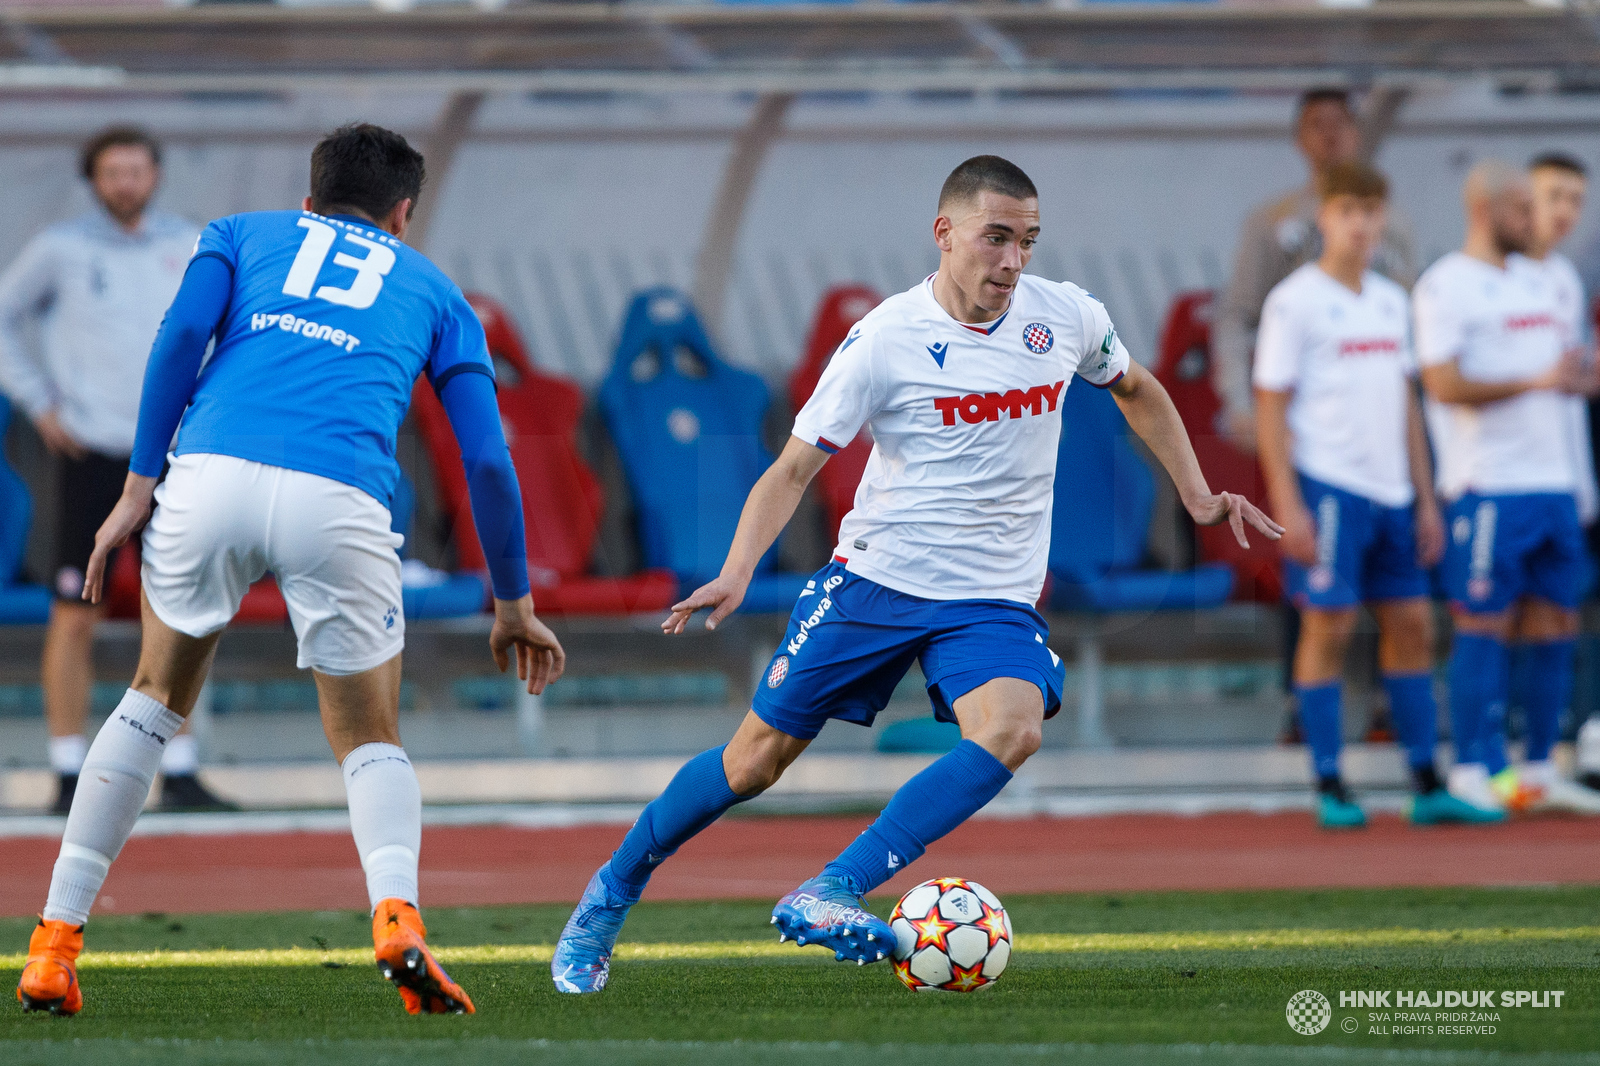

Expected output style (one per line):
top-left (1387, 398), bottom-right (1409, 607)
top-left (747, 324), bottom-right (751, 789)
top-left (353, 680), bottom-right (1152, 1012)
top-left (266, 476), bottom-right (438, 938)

top-left (251, 312), bottom-right (361, 353)
top-left (933, 380), bottom-right (1065, 426)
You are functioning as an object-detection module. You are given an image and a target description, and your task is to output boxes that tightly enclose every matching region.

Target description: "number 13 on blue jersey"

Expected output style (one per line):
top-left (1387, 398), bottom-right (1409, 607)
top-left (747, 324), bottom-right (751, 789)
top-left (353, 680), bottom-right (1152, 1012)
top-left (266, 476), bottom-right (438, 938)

top-left (283, 217), bottom-right (395, 310)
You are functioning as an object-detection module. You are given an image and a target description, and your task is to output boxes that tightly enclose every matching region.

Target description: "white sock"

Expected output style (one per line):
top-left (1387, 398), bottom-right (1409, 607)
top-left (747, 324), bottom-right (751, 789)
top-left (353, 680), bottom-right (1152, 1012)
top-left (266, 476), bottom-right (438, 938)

top-left (160, 733), bottom-right (199, 776)
top-left (44, 690), bottom-right (183, 924)
top-left (342, 742), bottom-right (421, 911)
top-left (48, 735), bottom-right (88, 775)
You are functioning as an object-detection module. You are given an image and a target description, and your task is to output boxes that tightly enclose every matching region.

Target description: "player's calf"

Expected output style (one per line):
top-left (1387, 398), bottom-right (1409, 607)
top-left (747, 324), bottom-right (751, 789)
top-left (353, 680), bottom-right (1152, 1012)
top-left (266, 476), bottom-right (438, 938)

top-left (16, 918), bottom-right (83, 1016)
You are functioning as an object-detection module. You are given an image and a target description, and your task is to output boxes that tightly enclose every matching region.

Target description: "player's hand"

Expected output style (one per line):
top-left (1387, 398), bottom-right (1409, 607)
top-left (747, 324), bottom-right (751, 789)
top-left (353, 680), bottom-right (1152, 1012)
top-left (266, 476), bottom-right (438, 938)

top-left (82, 474), bottom-right (158, 604)
top-left (662, 573), bottom-right (749, 634)
top-left (1555, 348), bottom-right (1600, 397)
top-left (33, 410), bottom-right (86, 461)
top-left (1271, 503), bottom-right (1316, 567)
top-left (1414, 497), bottom-right (1445, 569)
top-left (1189, 491), bottom-right (1284, 551)
top-left (490, 594), bottom-right (566, 695)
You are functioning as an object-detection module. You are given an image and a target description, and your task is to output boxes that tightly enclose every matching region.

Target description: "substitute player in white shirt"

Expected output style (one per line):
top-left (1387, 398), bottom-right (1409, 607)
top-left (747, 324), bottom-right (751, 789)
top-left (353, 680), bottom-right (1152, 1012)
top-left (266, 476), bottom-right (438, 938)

top-left (551, 155), bottom-right (1281, 994)
top-left (1415, 160), bottom-right (1591, 815)
top-left (1255, 162), bottom-right (1500, 829)
top-left (1499, 152), bottom-right (1600, 814)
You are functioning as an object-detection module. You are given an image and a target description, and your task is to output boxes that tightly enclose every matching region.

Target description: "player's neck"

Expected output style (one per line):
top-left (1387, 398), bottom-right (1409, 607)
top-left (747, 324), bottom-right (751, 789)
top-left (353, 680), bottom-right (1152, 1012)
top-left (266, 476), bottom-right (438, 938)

top-left (1317, 253), bottom-right (1365, 294)
top-left (1461, 231), bottom-right (1509, 271)
top-left (930, 271), bottom-right (1009, 325)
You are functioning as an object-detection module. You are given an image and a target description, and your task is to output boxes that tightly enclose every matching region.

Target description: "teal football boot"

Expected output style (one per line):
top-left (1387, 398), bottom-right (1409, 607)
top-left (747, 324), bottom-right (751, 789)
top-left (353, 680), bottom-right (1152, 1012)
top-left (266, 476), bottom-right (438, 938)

top-left (1407, 789), bottom-right (1506, 826)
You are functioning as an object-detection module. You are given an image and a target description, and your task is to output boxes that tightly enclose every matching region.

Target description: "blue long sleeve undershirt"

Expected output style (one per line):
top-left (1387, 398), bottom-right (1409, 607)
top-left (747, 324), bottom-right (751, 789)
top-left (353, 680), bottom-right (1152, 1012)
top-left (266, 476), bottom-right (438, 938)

top-left (438, 370), bottom-right (531, 600)
top-left (130, 254), bottom-right (531, 601)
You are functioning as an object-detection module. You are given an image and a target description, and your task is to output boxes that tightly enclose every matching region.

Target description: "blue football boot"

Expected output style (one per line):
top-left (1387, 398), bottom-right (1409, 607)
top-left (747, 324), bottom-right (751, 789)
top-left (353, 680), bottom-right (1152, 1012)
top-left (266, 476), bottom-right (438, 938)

top-left (1316, 789), bottom-right (1367, 830)
top-left (1407, 789), bottom-right (1506, 826)
top-left (770, 875), bottom-right (894, 965)
top-left (551, 863), bottom-right (637, 994)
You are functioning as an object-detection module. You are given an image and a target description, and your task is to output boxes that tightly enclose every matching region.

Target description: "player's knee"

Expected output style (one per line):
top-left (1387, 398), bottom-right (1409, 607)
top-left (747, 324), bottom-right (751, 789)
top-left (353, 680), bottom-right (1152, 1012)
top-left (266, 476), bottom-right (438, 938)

top-left (724, 752), bottom-right (784, 797)
top-left (984, 714), bottom-right (1041, 767)
top-left (47, 601), bottom-right (99, 641)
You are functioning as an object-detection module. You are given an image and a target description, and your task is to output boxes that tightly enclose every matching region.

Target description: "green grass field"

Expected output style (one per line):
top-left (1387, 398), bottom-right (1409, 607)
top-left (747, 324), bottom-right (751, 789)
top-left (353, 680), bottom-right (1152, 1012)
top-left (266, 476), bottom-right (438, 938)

top-left (3, 886), bottom-right (1599, 1065)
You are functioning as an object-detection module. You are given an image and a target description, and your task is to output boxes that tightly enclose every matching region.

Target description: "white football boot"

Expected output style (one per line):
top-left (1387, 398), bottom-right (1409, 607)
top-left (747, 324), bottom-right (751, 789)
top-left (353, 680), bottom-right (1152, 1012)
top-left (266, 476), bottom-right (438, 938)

top-left (1522, 760), bottom-right (1600, 815)
top-left (1448, 763), bottom-right (1506, 814)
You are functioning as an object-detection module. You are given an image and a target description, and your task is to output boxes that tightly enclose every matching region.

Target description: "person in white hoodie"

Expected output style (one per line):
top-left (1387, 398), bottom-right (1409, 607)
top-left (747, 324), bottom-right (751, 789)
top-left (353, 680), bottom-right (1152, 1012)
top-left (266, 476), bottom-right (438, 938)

top-left (0, 126), bottom-right (225, 812)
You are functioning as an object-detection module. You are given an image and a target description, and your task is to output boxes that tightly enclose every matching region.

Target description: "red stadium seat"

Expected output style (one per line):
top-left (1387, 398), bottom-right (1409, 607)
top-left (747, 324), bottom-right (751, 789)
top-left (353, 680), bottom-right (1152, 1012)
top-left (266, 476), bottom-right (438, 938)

top-left (1151, 290), bottom-right (1281, 602)
top-left (410, 294), bottom-right (678, 615)
top-left (789, 285), bottom-right (882, 542)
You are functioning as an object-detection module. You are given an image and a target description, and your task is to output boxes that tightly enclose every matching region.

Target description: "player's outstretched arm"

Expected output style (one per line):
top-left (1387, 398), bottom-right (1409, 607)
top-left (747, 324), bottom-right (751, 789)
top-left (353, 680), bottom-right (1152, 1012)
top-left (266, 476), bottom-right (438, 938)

top-left (1110, 361), bottom-right (1283, 549)
top-left (663, 436), bottom-right (830, 634)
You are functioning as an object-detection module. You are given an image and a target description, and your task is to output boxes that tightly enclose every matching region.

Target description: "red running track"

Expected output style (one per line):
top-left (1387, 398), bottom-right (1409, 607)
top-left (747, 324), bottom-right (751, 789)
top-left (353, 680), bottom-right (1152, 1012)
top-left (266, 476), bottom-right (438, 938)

top-left (2, 812), bottom-right (1598, 916)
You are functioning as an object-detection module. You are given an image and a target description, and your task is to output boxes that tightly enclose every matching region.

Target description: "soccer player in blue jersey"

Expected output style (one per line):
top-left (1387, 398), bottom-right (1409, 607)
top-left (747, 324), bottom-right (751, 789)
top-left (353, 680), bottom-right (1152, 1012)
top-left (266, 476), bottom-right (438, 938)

top-left (17, 125), bottom-right (565, 1017)
top-left (551, 155), bottom-right (1282, 993)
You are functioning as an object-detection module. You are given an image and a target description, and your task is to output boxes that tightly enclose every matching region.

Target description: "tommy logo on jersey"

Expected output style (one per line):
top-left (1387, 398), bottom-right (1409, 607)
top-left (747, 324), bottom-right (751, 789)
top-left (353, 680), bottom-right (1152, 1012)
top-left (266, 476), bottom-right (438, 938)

top-left (933, 380), bottom-right (1065, 426)
top-left (1023, 323), bottom-right (1054, 354)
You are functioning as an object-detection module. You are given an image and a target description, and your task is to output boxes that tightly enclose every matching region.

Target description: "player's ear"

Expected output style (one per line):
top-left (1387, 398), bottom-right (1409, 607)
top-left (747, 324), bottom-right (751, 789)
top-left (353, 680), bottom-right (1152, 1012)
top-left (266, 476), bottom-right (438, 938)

top-left (301, 196), bottom-right (314, 212)
top-left (933, 214), bottom-right (954, 252)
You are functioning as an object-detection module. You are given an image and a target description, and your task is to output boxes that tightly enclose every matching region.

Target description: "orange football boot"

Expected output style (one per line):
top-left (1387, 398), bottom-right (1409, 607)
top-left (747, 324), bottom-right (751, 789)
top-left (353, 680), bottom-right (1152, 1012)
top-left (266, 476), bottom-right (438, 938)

top-left (17, 918), bottom-right (83, 1015)
top-left (372, 898), bottom-right (474, 1015)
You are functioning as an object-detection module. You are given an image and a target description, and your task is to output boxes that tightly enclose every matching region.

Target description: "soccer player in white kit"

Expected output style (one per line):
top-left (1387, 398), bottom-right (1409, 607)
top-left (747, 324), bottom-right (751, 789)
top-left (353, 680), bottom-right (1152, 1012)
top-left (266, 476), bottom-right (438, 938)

top-left (1501, 152), bottom-right (1600, 813)
top-left (1415, 160), bottom-right (1590, 815)
top-left (550, 155), bottom-right (1281, 994)
top-left (1254, 162), bottom-right (1501, 829)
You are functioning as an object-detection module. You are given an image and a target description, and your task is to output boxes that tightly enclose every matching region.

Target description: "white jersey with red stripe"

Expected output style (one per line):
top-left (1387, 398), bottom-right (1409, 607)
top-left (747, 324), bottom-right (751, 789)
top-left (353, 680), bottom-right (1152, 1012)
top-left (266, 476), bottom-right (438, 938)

top-left (1252, 263), bottom-right (1416, 508)
top-left (1414, 250), bottom-right (1573, 499)
top-left (1512, 250), bottom-right (1597, 522)
top-left (790, 272), bottom-right (1131, 605)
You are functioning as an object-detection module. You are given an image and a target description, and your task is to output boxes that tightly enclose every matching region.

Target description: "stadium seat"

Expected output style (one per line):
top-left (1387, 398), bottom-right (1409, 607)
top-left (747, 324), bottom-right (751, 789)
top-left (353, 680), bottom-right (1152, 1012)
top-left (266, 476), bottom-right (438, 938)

top-left (0, 397), bottom-right (52, 623)
top-left (789, 284), bottom-right (882, 543)
top-left (410, 294), bottom-right (678, 616)
top-left (598, 288), bottom-right (808, 613)
top-left (1151, 290), bottom-right (1282, 602)
top-left (1047, 375), bottom-right (1234, 744)
top-left (388, 472), bottom-right (489, 620)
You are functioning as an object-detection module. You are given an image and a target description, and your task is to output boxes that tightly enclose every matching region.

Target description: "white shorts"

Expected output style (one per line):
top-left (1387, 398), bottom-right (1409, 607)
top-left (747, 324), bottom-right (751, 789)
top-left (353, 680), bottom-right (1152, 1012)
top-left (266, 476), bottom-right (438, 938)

top-left (142, 453), bottom-right (406, 675)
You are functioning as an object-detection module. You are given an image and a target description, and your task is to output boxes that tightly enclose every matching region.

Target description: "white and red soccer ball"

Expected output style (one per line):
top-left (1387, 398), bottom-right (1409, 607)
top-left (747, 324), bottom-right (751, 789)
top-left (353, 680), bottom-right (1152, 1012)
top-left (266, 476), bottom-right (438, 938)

top-left (888, 877), bottom-right (1011, 993)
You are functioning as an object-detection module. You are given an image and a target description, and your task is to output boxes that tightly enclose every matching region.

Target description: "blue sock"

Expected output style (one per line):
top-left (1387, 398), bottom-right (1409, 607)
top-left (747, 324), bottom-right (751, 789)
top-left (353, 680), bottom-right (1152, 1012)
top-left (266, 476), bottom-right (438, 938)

top-left (1294, 682), bottom-right (1343, 782)
top-left (1521, 639), bottom-right (1576, 764)
top-left (1383, 671), bottom-right (1438, 775)
top-left (822, 739), bottom-right (1012, 895)
top-left (1449, 633), bottom-right (1508, 769)
top-left (603, 745), bottom-right (747, 900)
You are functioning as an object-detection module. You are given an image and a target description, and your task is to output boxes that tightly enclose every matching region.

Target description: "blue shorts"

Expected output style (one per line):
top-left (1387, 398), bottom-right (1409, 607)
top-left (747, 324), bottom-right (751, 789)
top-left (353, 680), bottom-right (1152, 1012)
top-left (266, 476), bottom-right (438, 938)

top-left (750, 562), bottom-right (1066, 741)
top-left (1283, 474), bottom-right (1429, 610)
top-left (1442, 492), bottom-right (1593, 614)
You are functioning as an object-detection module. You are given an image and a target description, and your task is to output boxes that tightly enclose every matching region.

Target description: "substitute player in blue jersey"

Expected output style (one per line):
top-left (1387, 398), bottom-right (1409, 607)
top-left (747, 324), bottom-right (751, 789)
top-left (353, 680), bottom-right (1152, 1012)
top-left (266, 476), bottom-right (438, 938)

top-left (551, 156), bottom-right (1282, 993)
top-left (17, 125), bottom-right (565, 1018)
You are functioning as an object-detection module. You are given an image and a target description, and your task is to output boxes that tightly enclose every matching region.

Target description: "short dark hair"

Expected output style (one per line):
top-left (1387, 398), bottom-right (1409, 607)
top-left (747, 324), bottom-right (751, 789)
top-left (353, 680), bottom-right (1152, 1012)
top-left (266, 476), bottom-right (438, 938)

top-left (80, 126), bottom-right (161, 181)
top-left (1319, 160), bottom-right (1388, 202)
top-left (938, 155), bottom-right (1037, 212)
top-left (308, 123), bottom-right (426, 222)
top-left (1531, 151), bottom-right (1587, 179)
top-left (1297, 88), bottom-right (1352, 121)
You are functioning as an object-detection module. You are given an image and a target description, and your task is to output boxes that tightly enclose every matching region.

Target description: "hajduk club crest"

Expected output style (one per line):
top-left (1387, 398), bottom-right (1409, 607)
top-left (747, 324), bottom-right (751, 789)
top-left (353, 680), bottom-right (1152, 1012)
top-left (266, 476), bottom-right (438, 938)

top-left (1023, 323), bottom-right (1054, 354)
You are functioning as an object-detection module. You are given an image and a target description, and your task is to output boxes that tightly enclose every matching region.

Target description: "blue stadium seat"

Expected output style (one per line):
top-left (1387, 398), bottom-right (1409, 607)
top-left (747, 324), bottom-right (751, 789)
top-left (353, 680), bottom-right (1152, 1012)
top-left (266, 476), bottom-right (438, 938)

top-left (1047, 377), bottom-right (1233, 743)
top-left (598, 288), bottom-right (808, 613)
top-left (390, 471), bottom-right (488, 620)
top-left (0, 397), bottom-right (54, 624)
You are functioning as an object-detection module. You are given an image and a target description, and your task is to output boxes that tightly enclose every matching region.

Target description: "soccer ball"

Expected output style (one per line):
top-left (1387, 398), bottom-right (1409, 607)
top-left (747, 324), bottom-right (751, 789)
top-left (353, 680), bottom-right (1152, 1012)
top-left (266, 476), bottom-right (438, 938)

top-left (888, 877), bottom-right (1011, 992)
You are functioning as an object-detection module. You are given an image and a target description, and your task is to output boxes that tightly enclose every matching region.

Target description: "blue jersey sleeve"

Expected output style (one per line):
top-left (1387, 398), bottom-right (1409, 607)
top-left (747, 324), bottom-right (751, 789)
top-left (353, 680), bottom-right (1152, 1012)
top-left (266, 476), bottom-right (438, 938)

top-left (439, 371), bottom-right (530, 600)
top-left (426, 287), bottom-right (495, 394)
top-left (189, 215), bottom-right (238, 273)
top-left (129, 255), bottom-right (234, 477)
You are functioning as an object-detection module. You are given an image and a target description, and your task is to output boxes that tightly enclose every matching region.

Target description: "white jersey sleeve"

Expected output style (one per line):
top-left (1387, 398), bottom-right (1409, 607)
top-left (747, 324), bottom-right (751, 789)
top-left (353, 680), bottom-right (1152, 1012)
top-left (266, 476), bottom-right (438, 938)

top-left (1073, 294), bottom-right (1132, 388)
top-left (1411, 269), bottom-right (1465, 368)
top-left (1250, 283), bottom-right (1303, 392)
top-left (791, 324), bottom-right (883, 453)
